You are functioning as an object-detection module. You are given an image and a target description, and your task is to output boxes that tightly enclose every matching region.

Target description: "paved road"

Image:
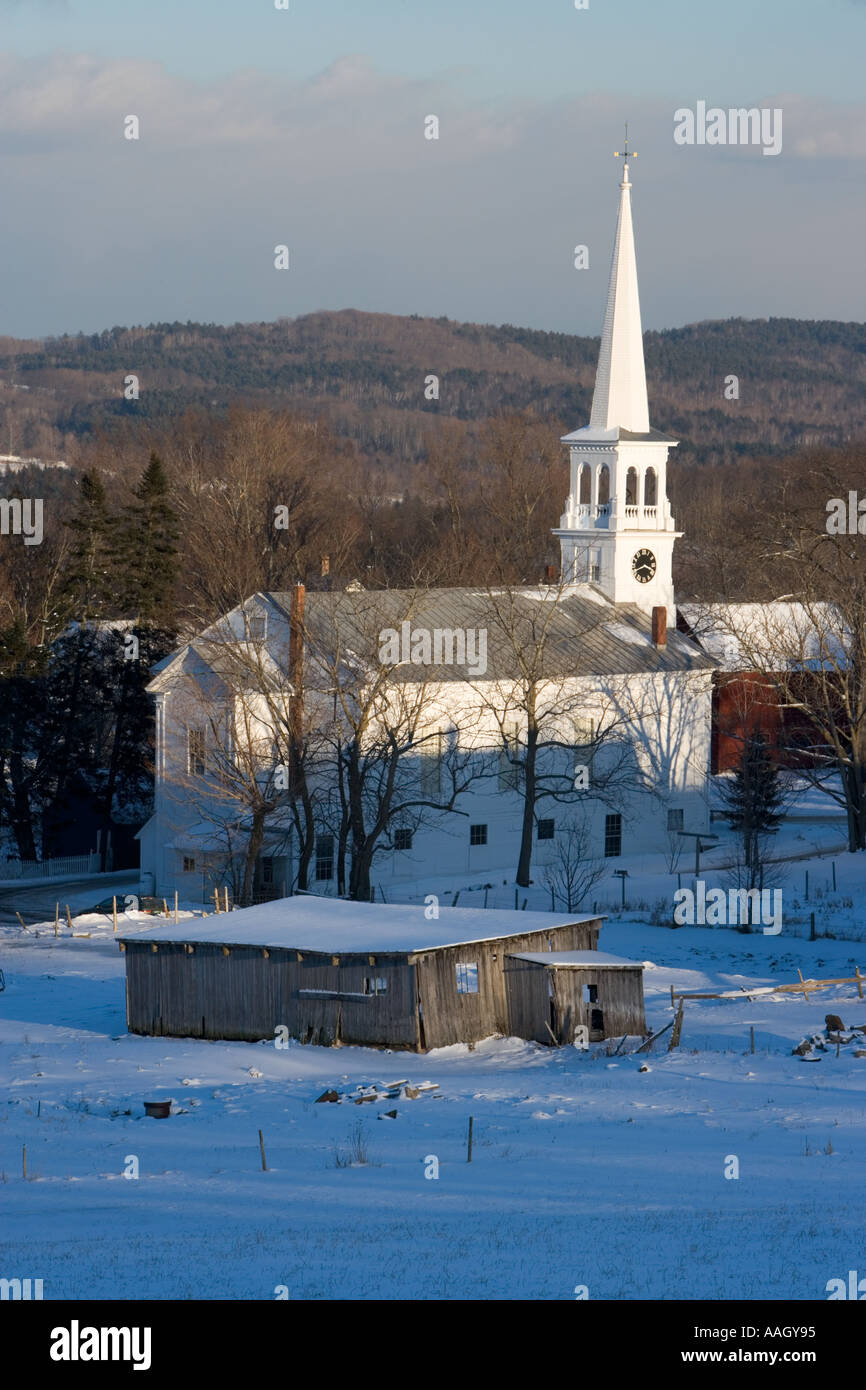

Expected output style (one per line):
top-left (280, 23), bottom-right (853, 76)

top-left (0, 870), bottom-right (140, 928)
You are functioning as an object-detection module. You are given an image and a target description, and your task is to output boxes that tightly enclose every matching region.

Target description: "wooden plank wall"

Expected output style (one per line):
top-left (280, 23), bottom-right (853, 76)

top-left (124, 944), bottom-right (419, 1047)
top-left (550, 967), bottom-right (646, 1042)
top-left (414, 920), bottom-right (599, 1049)
top-left (123, 917), bottom-right (603, 1049)
top-left (503, 957), bottom-right (551, 1043)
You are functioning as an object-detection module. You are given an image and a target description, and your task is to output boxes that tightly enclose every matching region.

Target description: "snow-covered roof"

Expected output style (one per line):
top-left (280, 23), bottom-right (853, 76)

top-left (117, 895), bottom-right (602, 955)
top-left (679, 601), bottom-right (840, 670)
top-left (509, 950), bottom-right (642, 969)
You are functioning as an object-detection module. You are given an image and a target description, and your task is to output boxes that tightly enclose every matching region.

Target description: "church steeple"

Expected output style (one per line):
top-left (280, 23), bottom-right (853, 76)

top-left (552, 136), bottom-right (681, 621)
top-left (589, 145), bottom-right (649, 434)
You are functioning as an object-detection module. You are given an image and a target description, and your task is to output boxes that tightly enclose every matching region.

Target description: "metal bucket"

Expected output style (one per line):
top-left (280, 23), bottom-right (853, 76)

top-left (144, 1100), bottom-right (172, 1119)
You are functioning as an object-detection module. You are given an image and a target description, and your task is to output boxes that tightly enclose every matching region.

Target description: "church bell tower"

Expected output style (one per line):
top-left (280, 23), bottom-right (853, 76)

top-left (552, 135), bottom-right (681, 621)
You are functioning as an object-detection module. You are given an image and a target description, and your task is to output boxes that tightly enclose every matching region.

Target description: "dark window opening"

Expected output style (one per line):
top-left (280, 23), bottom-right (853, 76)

top-left (537, 818), bottom-right (555, 841)
top-left (394, 828), bottom-right (413, 851)
top-left (470, 824), bottom-right (488, 847)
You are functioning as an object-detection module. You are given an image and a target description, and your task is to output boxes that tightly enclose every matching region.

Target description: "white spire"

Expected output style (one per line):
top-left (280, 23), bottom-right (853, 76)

top-left (589, 155), bottom-right (650, 434)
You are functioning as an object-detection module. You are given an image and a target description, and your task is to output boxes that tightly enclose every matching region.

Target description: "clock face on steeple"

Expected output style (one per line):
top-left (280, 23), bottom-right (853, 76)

top-left (632, 548), bottom-right (656, 583)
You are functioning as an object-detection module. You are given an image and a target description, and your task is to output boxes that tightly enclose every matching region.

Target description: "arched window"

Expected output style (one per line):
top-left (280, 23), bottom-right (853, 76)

top-left (579, 463), bottom-right (591, 504)
top-left (625, 467), bottom-right (638, 506)
top-left (597, 465), bottom-right (610, 505)
top-left (644, 467), bottom-right (657, 506)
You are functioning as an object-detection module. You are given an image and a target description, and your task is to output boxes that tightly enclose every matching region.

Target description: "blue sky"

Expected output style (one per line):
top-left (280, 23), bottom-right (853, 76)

top-left (0, 0), bottom-right (864, 336)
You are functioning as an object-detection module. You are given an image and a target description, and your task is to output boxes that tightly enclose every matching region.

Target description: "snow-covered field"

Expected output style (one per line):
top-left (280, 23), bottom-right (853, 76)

top-left (3, 879), bottom-right (866, 1302)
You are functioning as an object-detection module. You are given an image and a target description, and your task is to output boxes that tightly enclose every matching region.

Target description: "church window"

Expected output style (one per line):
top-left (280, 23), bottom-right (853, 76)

top-left (604, 813), bottom-right (622, 858)
top-left (579, 464), bottom-right (591, 504)
top-left (420, 729), bottom-right (443, 796)
top-left (626, 467), bottom-right (638, 506)
top-left (573, 716), bottom-right (596, 771)
top-left (667, 808), bottom-right (684, 832)
top-left (470, 824), bottom-right (488, 846)
top-left (315, 834), bottom-right (334, 880)
top-left (187, 726), bottom-right (206, 776)
top-left (597, 465), bottom-right (610, 505)
top-left (498, 722), bottom-right (521, 791)
top-left (644, 468), bottom-right (658, 506)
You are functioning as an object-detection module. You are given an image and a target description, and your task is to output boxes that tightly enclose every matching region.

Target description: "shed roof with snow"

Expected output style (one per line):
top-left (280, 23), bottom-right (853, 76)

top-left (117, 895), bottom-right (605, 956)
top-left (509, 950), bottom-right (643, 969)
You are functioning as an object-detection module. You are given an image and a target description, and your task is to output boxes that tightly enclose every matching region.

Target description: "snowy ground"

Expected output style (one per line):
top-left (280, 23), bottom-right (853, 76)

top-left (3, 872), bottom-right (866, 1302)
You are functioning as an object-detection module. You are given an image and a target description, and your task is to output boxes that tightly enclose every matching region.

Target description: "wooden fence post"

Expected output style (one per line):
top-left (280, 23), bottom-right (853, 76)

top-left (54, 903), bottom-right (59, 937)
top-left (112, 896), bottom-right (117, 934)
top-left (258, 1129), bottom-right (268, 1172)
top-left (467, 1116), bottom-right (474, 1163)
top-left (668, 1001), bottom-right (684, 1051)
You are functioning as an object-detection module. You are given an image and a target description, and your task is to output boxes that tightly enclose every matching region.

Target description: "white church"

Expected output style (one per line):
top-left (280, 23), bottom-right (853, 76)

top-left (138, 154), bottom-right (724, 904)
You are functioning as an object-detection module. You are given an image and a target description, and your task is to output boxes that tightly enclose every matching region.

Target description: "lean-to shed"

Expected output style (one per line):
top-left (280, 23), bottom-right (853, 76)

top-left (116, 896), bottom-right (632, 1050)
top-left (506, 950), bottom-right (646, 1043)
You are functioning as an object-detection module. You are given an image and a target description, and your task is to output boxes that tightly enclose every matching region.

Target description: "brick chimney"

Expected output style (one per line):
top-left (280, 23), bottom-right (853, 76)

top-left (544, 563), bottom-right (558, 584)
top-left (320, 554), bottom-right (330, 577)
top-left (651, 605), bottom-right (667, 648)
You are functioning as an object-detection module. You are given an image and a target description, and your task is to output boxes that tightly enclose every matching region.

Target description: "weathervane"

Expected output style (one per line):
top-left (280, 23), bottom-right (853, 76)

top-left (614, 122), bottom-right (637, 171)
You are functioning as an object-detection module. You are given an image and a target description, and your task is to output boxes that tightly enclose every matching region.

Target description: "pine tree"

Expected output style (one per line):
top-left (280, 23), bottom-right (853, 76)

top-left (116, 453), bottom-right (179, 629)
top-left (61, 468), bottom-right (116, 622)
top-left (718, 732), bottom-right (786, 887)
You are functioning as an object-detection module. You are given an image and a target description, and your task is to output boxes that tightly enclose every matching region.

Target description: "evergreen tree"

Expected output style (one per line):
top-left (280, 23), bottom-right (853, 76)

top-left (61, 468), bottom-right (116, 622)
top-left (717, 732), bottom-right (786, 888)
top-left (116, 453), bottom-right (179, 629)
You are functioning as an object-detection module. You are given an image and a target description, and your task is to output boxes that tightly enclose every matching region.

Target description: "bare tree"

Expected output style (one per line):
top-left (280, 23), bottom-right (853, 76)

top-left (544, 814), bottom-right (607, 911)
top-left (469, 583), bottom-right (656, 887)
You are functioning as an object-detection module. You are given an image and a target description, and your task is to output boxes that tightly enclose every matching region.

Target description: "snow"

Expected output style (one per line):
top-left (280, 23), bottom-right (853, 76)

top-left (510, 950), bottom-right (643, 968)
top-left (6, 862), bottom-right (866, 1300)
top-left (604, 621), bottom-right (651, 647)
top-left (116, 896), bottom-right (601, 954)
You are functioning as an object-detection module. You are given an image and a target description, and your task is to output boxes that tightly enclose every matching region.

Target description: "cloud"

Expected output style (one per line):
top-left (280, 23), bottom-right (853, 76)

top-left (0, 52), bottom-right (864, 336)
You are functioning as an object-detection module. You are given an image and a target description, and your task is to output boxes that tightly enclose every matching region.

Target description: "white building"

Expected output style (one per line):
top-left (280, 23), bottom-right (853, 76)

top-left (137, 155), bottom-right (719, 902)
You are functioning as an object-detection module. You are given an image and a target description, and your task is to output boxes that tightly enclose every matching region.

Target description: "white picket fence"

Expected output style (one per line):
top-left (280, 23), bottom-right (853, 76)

top-left (1, 853), bottom-right (100, 881)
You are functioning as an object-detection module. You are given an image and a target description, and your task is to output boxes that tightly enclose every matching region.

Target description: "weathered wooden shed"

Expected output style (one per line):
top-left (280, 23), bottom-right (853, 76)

top-left (116, 897), bottom-right (639, 1050)
top-left (506, 950), bottom-right (646, 1043)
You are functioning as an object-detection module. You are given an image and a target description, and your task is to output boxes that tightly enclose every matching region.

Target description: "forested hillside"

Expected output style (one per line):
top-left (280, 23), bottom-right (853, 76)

top-left (1, 310), bottom-right (864, 475)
